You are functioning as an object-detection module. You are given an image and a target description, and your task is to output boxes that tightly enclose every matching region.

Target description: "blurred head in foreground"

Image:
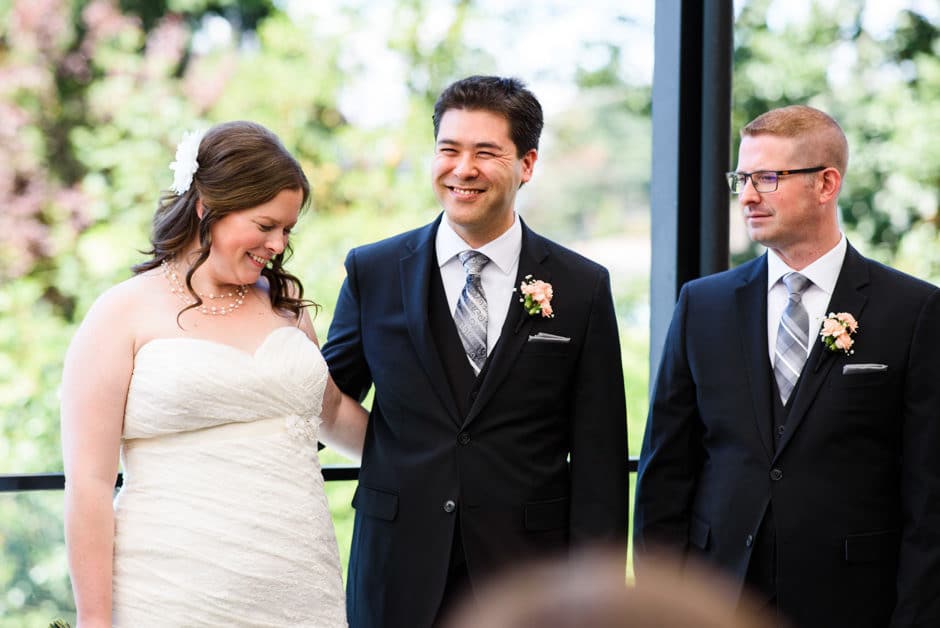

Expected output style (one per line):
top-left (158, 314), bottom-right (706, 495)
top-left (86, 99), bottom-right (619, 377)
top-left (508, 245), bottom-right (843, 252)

top-left (444, 548), bottom-right (778, 628)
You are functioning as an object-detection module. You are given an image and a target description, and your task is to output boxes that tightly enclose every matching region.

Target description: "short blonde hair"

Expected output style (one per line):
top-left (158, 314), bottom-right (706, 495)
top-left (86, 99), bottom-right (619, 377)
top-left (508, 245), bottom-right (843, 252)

top-left (742, 105), bottom-right (848, 176)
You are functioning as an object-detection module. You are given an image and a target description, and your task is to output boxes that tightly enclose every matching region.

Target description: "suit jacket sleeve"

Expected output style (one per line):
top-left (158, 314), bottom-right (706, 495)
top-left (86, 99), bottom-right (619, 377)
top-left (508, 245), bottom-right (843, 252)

top-left (321, 248), bottom-right (373, 402)
top-left (568, 266), bottom-right (629, 546)
top-left (892, 288), bottom-right (940, 625)
top-left (633, 283), bottom-right (704, 560)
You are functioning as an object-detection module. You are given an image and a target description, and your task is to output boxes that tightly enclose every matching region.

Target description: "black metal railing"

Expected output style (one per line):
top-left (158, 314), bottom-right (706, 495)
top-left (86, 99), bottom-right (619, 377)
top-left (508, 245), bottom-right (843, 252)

top-left (0, 465), bottom-right (362, 492)
top-left (1, 459), bottom-right (639, 493)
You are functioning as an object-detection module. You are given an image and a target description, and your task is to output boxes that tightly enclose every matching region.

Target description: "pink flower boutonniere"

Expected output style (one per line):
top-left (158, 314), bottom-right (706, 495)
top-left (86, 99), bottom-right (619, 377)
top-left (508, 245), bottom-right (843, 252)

top-left (819, 312), bottom-right (859, 355)
top-left (519, 275), bottom-right (554, 318)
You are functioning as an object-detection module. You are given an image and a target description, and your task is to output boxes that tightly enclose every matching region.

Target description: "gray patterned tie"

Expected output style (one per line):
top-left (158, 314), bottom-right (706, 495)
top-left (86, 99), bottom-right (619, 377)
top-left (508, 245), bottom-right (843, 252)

top-left (455, 250), bottom-right (490, 371)
top-left (774, 272), bottom-right (812, 405)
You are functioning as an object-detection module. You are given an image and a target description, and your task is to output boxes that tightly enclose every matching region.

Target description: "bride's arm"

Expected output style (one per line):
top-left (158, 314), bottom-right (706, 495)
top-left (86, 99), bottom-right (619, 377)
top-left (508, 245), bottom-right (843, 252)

top-left (318, 378), bottom-right (368, 462)
top-left (297, 309), bottom-right (368, 462)
top-left (61, 288), bottom-right (134, 628)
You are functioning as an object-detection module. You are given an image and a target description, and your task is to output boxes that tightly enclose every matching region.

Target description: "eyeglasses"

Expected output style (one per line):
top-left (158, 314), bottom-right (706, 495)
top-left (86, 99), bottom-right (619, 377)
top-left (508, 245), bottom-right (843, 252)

top-left (726, 166), bottom-right (826, 194)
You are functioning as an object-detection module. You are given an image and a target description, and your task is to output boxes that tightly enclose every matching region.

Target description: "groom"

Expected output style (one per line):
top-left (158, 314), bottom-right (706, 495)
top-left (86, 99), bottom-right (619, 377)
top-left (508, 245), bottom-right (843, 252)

top-left (322, 75), bottom-right (628, 627)
top-left (634, 105), bottom-right (940, 627)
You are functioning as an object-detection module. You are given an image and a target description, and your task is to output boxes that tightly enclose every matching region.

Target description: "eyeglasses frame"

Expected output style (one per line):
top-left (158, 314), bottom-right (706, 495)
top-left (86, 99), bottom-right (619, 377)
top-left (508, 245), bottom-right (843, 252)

top-left (726, 166), bottom-right (827, 194)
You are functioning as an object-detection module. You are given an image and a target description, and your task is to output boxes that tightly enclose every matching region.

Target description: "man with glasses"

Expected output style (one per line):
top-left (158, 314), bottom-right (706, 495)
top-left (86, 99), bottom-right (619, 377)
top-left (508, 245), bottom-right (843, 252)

top-left (635, 105), bottom-right (940, 627)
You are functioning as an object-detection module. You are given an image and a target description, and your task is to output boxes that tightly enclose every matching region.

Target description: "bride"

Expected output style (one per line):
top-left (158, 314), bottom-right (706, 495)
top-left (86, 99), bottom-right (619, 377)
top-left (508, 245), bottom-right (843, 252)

top-left (60, 121), bottom-right (366, 627)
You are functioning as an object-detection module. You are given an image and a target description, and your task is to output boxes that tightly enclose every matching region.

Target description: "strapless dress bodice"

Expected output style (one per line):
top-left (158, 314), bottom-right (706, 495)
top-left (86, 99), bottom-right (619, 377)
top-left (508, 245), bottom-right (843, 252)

top-left (111, 326), bottom-right (347, 627)
top-left (123, 325), bottom-right (326, 440)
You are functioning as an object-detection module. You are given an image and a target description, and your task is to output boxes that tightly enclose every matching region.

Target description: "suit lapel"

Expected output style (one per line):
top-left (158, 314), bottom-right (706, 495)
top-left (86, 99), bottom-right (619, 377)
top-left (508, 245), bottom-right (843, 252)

top-left (735, 256), bottom-right (775, 460)
top-left (400, 218), bottom-right (462, 425)
top-left (464, 222), bottom-right (550, 426)
top-left (773, 244), bottom-right (871, 459)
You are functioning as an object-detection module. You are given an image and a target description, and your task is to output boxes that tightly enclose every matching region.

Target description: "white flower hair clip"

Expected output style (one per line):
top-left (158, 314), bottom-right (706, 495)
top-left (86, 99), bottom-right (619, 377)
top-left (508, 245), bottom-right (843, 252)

top-left (168, 128), bottom-right (207, 195)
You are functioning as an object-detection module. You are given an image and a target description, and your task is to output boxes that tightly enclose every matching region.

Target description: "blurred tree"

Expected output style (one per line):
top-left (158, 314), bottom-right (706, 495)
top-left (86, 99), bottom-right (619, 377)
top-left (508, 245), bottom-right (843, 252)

top-left (120, 0), bottom-right (275, 32)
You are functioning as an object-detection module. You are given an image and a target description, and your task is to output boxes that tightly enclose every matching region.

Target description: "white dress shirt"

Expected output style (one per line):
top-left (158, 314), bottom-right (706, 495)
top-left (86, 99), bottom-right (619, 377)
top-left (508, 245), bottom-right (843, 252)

top-left (767, 234), bottom-right (848, 366)
top-left (436, 214), bottom-right (522, 372)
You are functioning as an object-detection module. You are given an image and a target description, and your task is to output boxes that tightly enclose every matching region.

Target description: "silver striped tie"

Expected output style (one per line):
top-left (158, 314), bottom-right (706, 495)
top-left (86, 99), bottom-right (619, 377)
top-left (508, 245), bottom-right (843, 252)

top-left (455, 250), bottom-right (490, 371)
top-left (774, 272), bottom-right (812, 405)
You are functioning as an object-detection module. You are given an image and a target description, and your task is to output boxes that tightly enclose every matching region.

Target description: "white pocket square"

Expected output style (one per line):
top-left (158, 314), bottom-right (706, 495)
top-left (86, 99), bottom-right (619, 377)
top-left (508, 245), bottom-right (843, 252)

top-left (528, 332), bottom-right (570, 344)
top-left (842, 363), bottom-right (888, 375)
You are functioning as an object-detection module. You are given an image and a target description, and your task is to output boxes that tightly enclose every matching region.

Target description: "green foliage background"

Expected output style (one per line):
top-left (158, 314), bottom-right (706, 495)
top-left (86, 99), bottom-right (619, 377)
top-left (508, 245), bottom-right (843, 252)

top-left (1, 0), bottom-right (937, 623)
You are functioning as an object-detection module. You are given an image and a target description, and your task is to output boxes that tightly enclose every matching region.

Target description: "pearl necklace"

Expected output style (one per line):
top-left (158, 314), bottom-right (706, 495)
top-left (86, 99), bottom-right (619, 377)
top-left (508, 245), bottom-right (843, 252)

top-left (161, 259), bottom-right (249, 316)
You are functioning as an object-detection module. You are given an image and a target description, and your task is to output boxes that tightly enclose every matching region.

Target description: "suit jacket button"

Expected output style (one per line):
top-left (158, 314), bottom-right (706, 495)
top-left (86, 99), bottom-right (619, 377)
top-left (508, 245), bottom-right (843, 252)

top-left (443, 500), bottom-right (457, 513)
top-left (746, 534), bottom-right (754, 547)
top-left (458, 432), bottom-right (471, 445)
top-left (770, 468), bottom-right (783, 481)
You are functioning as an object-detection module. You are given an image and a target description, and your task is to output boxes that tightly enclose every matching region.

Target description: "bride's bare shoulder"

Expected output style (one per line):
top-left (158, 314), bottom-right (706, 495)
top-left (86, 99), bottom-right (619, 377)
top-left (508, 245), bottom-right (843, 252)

top-left (80, 267), bottom-right (173, 326)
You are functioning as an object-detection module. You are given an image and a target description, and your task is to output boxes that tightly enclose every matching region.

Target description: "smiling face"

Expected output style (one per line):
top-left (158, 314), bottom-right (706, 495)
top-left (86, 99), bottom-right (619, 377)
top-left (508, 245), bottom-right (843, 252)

top-left (432, 108), bottom-right (537, 248)
top-left (200, 188), bottom-right (303, 290)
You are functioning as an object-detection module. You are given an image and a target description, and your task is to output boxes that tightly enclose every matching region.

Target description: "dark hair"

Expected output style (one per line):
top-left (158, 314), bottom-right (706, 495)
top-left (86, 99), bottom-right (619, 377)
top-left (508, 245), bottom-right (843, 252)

top-left (432, 75), bottom-right (544, 157)
top-left (134, 120), bottom-right (315, 320)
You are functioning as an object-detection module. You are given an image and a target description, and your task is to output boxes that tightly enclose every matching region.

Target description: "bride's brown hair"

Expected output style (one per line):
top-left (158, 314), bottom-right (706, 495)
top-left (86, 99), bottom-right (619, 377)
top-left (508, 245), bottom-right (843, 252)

top-left (134, 121), bottom-right (316, 320)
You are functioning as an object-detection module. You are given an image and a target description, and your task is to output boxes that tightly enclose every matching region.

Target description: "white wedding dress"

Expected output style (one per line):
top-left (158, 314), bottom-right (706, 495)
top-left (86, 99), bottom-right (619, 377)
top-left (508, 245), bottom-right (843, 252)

top-left (111, 326), bottom-right (347, 627)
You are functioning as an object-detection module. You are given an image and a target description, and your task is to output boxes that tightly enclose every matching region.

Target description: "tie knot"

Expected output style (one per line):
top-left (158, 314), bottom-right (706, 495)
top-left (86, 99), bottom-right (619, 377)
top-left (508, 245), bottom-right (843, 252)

top-left (782, 272), bottom-right (811, 297)
top-left (458, 250), bottom-right (490, 276)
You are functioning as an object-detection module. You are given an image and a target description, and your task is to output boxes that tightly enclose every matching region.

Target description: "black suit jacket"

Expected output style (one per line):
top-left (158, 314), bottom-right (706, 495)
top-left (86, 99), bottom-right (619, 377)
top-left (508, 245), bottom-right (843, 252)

top-left (322, 215), bottom-right (629, 628)
top-left (634, 244), bottom-right (940, 627)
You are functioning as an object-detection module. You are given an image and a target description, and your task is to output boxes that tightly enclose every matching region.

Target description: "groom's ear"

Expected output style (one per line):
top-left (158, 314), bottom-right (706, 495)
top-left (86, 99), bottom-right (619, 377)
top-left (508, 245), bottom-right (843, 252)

top-left (518, 148), bottom-right (538, 189)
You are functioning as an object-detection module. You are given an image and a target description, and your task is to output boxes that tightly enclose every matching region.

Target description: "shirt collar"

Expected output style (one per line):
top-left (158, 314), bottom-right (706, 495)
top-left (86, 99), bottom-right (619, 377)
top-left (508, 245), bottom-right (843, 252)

top-left (767, 234), bottom-right (847, 296)
top-left (436, 213), bottom-right (522, 276)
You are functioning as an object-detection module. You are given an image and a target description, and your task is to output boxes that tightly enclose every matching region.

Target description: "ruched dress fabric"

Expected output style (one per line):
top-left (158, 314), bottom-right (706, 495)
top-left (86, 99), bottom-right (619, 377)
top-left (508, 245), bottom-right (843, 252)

top-left (112, 326), bottom-right (347, 627)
